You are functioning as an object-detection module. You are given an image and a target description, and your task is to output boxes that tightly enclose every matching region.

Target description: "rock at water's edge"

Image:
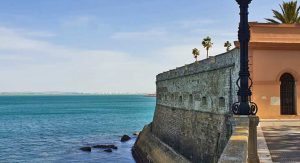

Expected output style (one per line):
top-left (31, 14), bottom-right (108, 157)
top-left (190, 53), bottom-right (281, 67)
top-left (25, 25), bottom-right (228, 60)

top-left (121, 135), bottom-right (131, 142)
top-left (80, 147), bottom-right (91, 152)
top-left (93, 144), bottom-right (118, 149)
top-left (104, 148), bottom-right (113, 152)
top-left (133, 132), bottom-right (140, 136)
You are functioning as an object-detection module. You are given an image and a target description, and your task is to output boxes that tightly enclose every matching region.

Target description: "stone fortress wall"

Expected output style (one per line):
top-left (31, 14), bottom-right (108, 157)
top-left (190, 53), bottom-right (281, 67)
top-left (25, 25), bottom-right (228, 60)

top-left (133, 48), bottom-right (241, 163)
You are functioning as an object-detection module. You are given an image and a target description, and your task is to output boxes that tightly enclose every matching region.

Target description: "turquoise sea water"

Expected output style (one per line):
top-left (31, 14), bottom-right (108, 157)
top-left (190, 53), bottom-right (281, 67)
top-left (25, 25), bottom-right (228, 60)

top-left (0, 95), bottom-right (155, 163)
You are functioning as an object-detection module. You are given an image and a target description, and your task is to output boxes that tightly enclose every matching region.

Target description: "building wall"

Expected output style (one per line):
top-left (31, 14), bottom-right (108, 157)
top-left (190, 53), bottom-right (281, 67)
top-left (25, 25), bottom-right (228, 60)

top-left (249, 23), bottom-right (300, 44)
top-left (133, 23), bottom-right (300, 163)
top-left (149, 49), bottom-right (240, 162)
top-left (252, 49), bottom-right (300, 118)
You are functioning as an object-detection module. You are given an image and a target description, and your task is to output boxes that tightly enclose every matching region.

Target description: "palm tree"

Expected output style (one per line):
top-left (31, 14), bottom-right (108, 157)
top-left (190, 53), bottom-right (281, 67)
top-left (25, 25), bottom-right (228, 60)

top-left (265, 1), bottom-right (300, 24)
top-left (202, 36), bottom-right (213, 58)
top-left (224, 41), bottom-right (232, 52)
top-left (192, 48), bottom-right (200, 61)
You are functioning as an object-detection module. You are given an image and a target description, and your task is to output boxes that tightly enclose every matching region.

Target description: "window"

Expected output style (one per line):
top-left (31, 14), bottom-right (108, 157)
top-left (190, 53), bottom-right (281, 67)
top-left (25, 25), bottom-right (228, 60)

top-left (280, 73), bottom-right (296, 115)
top-left (179, 96), bottom-right (183, 103)
top-left (202, 97), bottom-right (207, 105)
top-left (219, 97), bottom-right (225, 107)
top-left (189, 94), bottom-right (193, 104)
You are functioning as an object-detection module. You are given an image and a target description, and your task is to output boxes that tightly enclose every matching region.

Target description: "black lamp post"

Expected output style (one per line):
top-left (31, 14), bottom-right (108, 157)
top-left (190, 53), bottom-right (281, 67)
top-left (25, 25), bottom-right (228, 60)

top-left (232, 0), bottom-right (258, 115)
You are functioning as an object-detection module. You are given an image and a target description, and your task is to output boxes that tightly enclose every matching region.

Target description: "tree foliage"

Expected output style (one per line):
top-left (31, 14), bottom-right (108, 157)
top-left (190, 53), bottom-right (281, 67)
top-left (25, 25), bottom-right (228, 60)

top-left (265, 1), bottom-right (300, 24)
top-left (192, 48), bottom-right (200, 61)
top-left (202, 36), bottom-right (213, 58)
top-left (224, 41), bottom-right (232, 52)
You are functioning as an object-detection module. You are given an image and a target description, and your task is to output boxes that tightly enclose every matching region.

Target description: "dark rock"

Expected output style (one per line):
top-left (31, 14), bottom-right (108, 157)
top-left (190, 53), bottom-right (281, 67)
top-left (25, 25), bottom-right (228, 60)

top-left (133, 132), bottom-right (140, 136)
top-left (104, 148), bottom-right (113, 152)
top-left (80, 146), bottom-right (91, 152)
top-left (93, 144), bottom-right (118, 149)
top-left (121, 135), bottom-right (131, 142)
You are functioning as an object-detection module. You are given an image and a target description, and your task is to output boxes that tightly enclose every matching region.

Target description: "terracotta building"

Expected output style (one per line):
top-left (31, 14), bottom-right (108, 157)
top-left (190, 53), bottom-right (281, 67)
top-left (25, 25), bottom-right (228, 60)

top-left (239, 22), bottom-right (300, 118)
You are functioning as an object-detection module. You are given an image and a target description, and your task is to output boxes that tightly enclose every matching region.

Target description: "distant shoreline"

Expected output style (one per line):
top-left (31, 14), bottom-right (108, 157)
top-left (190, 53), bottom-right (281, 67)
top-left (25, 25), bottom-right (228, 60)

top-left (0, 92), bottom-right (155, 96)
top-left (144, 94), bottom-right (156, 97)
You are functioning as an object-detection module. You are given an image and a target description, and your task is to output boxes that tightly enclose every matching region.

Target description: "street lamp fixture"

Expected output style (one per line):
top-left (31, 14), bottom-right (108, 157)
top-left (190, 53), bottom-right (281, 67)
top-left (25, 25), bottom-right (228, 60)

top-left (232, 0), bottom-right (258, 115)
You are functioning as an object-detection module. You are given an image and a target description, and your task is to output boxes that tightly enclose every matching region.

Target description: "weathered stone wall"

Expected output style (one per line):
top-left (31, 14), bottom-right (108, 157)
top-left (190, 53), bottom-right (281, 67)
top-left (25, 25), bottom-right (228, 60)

top-left (152, 105), bottom-right (232, 162)
top-left (156, 49), bottom-right (240, 112)
top-left (218, 116), bottom-right (260, 163)
top-left (133, 49), bottom-right (240, 163)
top-left (133, 124), bottom-right (190, 163)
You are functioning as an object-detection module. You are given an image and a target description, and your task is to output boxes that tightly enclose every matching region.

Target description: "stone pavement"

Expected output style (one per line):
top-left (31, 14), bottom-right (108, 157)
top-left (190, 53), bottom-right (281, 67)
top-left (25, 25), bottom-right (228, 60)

top-left (257, 125), bottom-right (273, 163)
top-left (259, 120), bottom-right (300, 163)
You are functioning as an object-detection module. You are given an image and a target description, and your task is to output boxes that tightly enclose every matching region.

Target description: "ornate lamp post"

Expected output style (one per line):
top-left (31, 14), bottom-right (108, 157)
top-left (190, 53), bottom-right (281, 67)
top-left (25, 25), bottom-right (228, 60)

top-left (232, 0), bottom-right (258, 115)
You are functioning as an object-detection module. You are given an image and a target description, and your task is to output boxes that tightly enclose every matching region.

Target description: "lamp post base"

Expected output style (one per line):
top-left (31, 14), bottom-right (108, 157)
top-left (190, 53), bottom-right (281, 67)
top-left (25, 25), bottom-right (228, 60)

top-left (248, 116), bottom-right (260, 163)
top-left (232, 102), bottom-right (258, 115)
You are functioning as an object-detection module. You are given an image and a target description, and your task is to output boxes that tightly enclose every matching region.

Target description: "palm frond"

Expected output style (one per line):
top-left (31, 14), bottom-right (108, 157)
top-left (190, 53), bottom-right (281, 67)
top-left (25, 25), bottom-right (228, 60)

top-left (273, 10), bottom-right (286, 23)
top-left (265, 18), bottom-right (280, 24)
top-left (266, 1), bottom-right (300, 24)
top-left (280, 4), bottom-right (286, 20)
top-left (296, 5), bottom-right (300, 22)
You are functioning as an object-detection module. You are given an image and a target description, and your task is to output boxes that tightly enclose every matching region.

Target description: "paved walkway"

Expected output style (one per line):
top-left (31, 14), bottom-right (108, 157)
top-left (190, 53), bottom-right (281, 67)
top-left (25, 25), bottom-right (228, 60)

top-left (260, 120), bottom-right (300, 163)
top-left (257, 125), bottom-right (272, 163)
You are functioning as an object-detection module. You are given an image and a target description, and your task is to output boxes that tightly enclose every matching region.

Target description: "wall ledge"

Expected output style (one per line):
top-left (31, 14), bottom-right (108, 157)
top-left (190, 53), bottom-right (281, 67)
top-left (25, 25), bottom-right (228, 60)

top-left (218, 116), bottom-right (259, 163)
top-left (156, 49), bottom-right (239, 82)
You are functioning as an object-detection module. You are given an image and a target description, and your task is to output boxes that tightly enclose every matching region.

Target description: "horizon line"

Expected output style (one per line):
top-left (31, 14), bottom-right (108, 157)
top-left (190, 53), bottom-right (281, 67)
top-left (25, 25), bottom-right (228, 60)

top-left (0, 92), bottom-right (156, 95)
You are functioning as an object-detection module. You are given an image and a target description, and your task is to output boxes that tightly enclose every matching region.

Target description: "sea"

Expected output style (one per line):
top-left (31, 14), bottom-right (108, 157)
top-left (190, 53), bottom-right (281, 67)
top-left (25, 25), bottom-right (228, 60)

top-left (0, 95), bottom-right (156, 163)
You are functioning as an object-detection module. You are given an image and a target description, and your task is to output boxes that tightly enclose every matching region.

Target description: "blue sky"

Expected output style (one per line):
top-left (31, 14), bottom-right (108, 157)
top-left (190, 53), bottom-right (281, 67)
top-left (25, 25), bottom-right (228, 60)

top-left (0, 0), bottom-right (281, 93)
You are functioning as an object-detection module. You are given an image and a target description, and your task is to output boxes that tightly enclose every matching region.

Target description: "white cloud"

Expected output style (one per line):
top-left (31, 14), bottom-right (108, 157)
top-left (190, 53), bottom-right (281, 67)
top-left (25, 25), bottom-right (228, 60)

top-left (111, 29), bottom-right (167, 40)
top-left (191, 28), bottom-right (236, 37)
top-left (24, 31), bottom-right (56, 38)
top-left (0, 22), bottom-right (235, 93)
top-left (177, 19), bottom-right (216, 28)
top-left (151, 40), bottom-right (234, 70)
top-left (0, 26), bottom-right (159, 93)
top-left (0, 27), bottom-right (58, 51)
top-left (157, 45), bottom-right (198, 67)
top-left (61, 16), bottom-right (97, 28)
